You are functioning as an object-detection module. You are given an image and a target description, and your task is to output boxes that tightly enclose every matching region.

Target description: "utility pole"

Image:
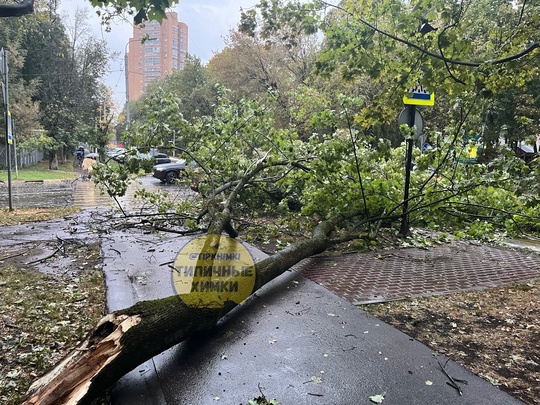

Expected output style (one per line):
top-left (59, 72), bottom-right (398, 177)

top-left (399, 106), bottom-right (418, 236)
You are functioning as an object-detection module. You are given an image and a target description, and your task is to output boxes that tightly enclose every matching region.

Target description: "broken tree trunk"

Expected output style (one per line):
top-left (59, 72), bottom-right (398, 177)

top-left (23, 220), bottom-right (337, 405)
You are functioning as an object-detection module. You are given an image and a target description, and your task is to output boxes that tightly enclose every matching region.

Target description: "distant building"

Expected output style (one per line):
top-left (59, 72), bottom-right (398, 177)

top-left (126, 11), bottom-right (188, 101)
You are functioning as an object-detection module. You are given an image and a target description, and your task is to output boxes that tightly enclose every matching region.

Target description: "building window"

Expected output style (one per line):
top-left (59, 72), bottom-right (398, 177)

top-left (146, 35), bottom-right (160, 44)
top-left (145, 57), bottom-right (160, 66)
top-left (144, 46), bottom-right (161, 55)
top-left (145, 71), bottom-right (161, 77)
top-left (144, 77), bottom-right (160, 87)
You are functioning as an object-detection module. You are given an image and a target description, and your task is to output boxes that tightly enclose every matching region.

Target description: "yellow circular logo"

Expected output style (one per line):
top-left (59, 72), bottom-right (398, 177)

top-left (172, 234), bottom-right (256, 308)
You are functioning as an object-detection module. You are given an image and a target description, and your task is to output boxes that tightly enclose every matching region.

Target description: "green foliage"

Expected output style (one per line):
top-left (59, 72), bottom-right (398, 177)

top-left (183, 88), bottom-right (306, 213)
top-left (244, 0), bottom-right (540, 141)
top-left (128, 87), bottom-right (188, 151)
top-left (247, 397), bottom-right (280, 405)
top-left (0, 8), bottom-right (110, 158)
top-left (285, 92), bottom-right (539, 238)
top-left (91, 0), bottom-right (172, 25)
top-left (92, 162), bottom-right (132, 198)
top-left (114, 83), bottom-right (540, 240)
top-left (210, 5), bottom-right (320, 130)
top-left (138, 55), bottom-right (218, 123)
top-left (87, 0), bottom-right (540, 241)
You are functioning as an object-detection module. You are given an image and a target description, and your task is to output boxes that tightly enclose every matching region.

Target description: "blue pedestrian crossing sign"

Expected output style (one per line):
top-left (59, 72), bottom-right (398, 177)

top-left (403, 85), bottom-right (435, 106)
top-left (7, 110), bottom-right (12, 145)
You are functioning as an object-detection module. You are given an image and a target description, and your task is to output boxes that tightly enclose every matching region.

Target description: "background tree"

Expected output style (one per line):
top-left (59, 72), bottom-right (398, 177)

top-left (8, 6), bottom-right (109, 168)
top-left (128, 87), bottom-right (188, 153)
top-left (153, 54), bottom-right (217, 122)
top-left (128, 55), bottom-right (217, 150)
top-left (239, 0), bottom-right (540, 145)
top-left (77, 87), bottom-right (118, 158)
top-left (0, 21), bottom-right (42, 145)
top-left (207, 22), bottom-right (319, 129)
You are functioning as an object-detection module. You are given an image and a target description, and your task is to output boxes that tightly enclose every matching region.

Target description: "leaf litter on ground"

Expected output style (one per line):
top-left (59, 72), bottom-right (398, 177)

top-left (362, 279), bottom-right (540, 405)
top-left (0, 209), bottom-right (105, 405)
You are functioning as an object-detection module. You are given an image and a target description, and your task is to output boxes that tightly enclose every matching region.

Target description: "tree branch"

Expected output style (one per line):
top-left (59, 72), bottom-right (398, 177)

top-left (320, 0), bottom-right (539, 67)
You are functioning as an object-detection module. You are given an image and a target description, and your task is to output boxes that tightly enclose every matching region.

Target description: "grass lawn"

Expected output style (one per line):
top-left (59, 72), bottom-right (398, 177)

top-left (0, 160), bottom-right (78, 182)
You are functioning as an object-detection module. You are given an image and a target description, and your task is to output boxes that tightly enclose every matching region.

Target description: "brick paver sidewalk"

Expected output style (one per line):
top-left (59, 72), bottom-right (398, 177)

top-left (299, 241), bottom-right (540, 304)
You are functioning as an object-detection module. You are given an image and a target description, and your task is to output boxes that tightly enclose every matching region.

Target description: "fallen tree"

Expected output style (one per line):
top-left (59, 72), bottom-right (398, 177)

top-left (23, 211), bottom-right (363, 405)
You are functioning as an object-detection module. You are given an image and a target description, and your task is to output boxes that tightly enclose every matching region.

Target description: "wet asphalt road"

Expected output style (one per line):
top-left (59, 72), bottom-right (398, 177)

top-left (0, 179), bottom-right (76, 208)
top-left (0, 175), bottom-right (181, 211)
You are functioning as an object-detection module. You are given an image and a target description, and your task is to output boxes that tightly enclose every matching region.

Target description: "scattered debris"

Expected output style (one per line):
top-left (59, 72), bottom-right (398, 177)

top-left (369, 392), bottom-right (385, 403)
top-left (437, 358), bottom-right (468, 395)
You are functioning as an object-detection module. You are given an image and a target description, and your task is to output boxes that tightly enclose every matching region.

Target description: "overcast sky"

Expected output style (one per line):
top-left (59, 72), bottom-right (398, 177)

top-left (58, 0), bottom-right (259, 107)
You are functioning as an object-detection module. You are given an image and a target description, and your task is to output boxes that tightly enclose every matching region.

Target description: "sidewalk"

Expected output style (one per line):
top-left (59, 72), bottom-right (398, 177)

top-left (301, 240), bottom-right (540, 304)
top-left (0, 179), bottom-right (75, 208)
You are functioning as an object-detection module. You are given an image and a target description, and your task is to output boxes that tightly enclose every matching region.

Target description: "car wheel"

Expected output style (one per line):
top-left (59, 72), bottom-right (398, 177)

top-left (166, 171), bottom-right (179, 184)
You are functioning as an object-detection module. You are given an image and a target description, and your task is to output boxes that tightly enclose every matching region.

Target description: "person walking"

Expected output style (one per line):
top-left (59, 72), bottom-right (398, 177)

top-left (81, 156), bottom-right (97, 180)
top-left (73, 147), bottom-right (84, 168)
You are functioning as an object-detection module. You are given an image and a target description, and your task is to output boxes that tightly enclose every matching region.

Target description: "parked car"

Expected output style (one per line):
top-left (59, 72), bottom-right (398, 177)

top-left (515, 141), bottom-right (539, 163)
top-left (153, 153), bottom-right (171, 165)
top-left (106, 147), bottom-right (127, 161)
top-left (110, 148), bottom-right (171, 165)
top-left (153, 159), bottom-right (187, 183)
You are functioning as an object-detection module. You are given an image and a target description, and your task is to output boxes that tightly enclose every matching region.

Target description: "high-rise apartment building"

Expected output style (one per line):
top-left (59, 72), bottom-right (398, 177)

top-left (126, 11), bottom-right (188, 101)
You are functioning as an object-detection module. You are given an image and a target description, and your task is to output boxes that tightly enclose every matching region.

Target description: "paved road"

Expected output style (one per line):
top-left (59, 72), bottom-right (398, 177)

top-left (73, 176), bottom-right (195, 212)
top-left (0, 179), bottom-right (75, 208)
top-left (0, 175), bottom-right (180, 211)
top-left (95, 222), bottom-right (524, 405)
top-left (1, 213), bottom-right (523, 404)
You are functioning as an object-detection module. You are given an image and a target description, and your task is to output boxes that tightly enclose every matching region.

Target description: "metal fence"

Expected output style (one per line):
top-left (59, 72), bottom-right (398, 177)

top-left (0, 146), bottom-right (44, 169)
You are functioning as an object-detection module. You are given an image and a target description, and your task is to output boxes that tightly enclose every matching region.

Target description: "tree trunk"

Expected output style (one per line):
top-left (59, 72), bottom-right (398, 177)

top-left (48, 151), bottom-right (59, 170)
top-left (23, 222), bottom-right (336, 405)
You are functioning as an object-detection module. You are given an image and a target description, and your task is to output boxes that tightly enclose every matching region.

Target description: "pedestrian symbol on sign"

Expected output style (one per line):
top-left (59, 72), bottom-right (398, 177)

top-left (403, 85), bottom-right (435, 106)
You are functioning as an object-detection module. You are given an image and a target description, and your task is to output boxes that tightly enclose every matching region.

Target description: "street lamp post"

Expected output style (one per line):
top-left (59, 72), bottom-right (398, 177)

top-left (124, 37), bottom-right (158, 131)
top-left (124, 49), bottom-right (130, 130)
top-left (124, 40), bottom-right (135, 132)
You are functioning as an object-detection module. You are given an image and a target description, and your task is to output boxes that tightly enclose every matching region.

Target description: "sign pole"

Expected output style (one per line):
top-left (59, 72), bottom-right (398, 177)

top-left (398, 85), bottom-right (435, 236)
top-left (399, 106), bottom-right (416, 236)
top-left (1, 48), bottom-right (13, 210)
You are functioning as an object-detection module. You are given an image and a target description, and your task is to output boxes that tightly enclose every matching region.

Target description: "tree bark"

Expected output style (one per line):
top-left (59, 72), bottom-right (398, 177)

top-left (48, 152), bottom-right (59, 170)
top-left (23, 221), bottom-right (336, 405)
